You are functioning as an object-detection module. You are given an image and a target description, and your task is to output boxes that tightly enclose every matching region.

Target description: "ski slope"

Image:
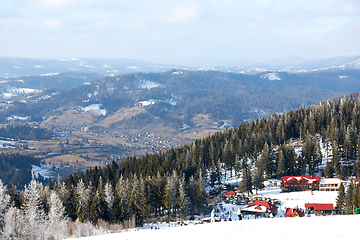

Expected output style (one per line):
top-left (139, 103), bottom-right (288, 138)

top-left (67, 187), bottom-right (357, 240)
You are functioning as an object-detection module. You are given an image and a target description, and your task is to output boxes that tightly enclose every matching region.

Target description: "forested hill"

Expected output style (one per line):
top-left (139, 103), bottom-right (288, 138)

top-left (2, 69), bottom-right (360, 128)
top-left (60, 93), bottom-right (360, 224)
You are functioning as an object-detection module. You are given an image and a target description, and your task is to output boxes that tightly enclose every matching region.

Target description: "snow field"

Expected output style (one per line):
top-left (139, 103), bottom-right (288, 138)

top-left (67, 215), bottom-right (360, 240)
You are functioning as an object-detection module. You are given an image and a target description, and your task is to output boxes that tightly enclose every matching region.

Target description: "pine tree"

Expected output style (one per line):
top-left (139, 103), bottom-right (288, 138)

top-left (176, 177), bottom-right (190, 221)
top-left (104, 182), bottom-right (114, 222)
top-left (335, 183), bottom-right (345, 214)
top-left (253, 155), bottom-right (264, 194)
top-left (241, 156), bottom-right (253, 195)
top-left (114, 175), bottom-right (130, 222)
top-left (345, 180), bottom-right (355, 214)
top-left (75, 179), bottom-right (90, 222)
top-left (21, 176), bottom-right (48, 239)
top-left (48, 191), bottom-right (68, 240)
top-left (324, 162), bottom-right (334, 178)
top-left (90, 177), bottom-right (107, 223)
top-left (0, 179), bottom-right (10, 232)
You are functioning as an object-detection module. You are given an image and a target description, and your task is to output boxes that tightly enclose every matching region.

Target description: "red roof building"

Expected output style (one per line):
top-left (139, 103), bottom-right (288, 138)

top-left (305, 203), bottom-right (333, 214)
top-left (281, 176), bottom-right (320, 191)
top-left (223, 190), bottom-right (236, 198)
top-left (247, 200), bottom-right (278, 215)
top-left (285, 208), bottom-right (305, 218)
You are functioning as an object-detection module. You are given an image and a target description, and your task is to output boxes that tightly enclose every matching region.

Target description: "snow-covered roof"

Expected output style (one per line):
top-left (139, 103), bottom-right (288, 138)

top-left (281, 176), bottom-right (320, 184)
top-left (241, 205), bottom-right (267, 213)
top-left (320, 178), bottom-right (341, 184)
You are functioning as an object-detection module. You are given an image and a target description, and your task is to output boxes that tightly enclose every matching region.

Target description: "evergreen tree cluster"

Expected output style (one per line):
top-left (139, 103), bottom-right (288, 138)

top-left (336, 180), bottom-right (360, 215)
top-left (0, 153), bottom-right (41, 188)
top-left (0, 124), bottom-right (53, 141)
top-left (63, 168), bottom-right (206, 225)
top-left (60, 94), bottom-right (360, 224)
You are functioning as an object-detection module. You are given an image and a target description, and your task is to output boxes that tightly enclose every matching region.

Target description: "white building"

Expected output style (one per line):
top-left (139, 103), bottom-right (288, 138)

top-left (319, 178), bottom-right (341, 191)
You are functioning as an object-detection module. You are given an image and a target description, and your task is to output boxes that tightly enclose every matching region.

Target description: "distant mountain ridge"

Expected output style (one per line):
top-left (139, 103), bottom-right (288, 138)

top-left (0, 55), bottom-right (359, 78)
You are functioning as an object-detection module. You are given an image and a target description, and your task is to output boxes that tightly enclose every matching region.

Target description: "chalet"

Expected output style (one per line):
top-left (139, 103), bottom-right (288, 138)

top-left (305, 203), bottom-right (333, 215)
top-left (223, 190), bottom-right (236, 198)
top-left (281, 176), bottom-right (320, 191)
top-left (242, 200), bottom-right (278, 216)
top-left (319, 178), bottom-right (341, 191)
top-left (285, 208), bottom-right (305, 218)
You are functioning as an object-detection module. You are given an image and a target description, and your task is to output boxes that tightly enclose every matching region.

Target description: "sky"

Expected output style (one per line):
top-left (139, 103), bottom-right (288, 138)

top-left (0, 0), bottom-right (360, 64)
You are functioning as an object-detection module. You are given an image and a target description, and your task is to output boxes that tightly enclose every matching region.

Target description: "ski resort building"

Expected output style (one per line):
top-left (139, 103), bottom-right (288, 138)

top-left (242, 200), bottom-right (278, 216)
top-left (305, 203), bottom-right (333, 215)
top-left (285, 208), bottom-right (305, 218)
top-left (280, 176), bottom-right (320, 192)
top-left (319, 178), bottom-right (341, 191)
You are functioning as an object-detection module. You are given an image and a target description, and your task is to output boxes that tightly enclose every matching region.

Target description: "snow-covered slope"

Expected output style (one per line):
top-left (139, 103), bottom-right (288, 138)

top-left (67, 186), bottom-right (355, 240)
top-left (67, 214), bottom-right (359, 240)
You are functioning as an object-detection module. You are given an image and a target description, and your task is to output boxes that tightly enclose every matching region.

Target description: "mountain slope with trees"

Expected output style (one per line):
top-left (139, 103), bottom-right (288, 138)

top-left (57, 93), bottom-right (360, 225)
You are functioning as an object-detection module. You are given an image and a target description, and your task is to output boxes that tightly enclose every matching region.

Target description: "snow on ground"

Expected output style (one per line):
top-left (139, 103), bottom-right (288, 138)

top-left (138, 80), bottom-right (163, 89)
top-left (82, 104), bottom-right (107, 116)
top-left (67, 186), bottom-right (353, 240)
top-left (67, 214), bottom-right (359, 240)
top-left (261, 72), bottom-right (281, 81)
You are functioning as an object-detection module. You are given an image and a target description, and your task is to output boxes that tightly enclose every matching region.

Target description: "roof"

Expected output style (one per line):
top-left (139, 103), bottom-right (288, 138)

top-left (320, 178), bottom-right (341, 184)
top-left (241, 205), bottom-right (267, 213)
top-left (285, 208), bottom-right (305, 218)
top-left (281, 176), bottom-right (320, 184)
top-left (223, 190), bottom-right (236, 196)
top-left (247, 200), bottom-right (278, 213)
top-left (305, 203), bottom-right (333, 211)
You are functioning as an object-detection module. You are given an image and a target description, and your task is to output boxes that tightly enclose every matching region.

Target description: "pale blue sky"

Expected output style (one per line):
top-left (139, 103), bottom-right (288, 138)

top-left (0, 0), bottom-right (359, 64)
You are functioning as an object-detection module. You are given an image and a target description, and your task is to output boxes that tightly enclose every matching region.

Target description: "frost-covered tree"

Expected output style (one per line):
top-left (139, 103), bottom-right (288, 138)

top-left (48, 190), bottom-right (68, 240)
top-left (0, 179), bottom-right (10, 232)
top-left (104, 182), bottom-right (114, 221)
top-left (21, 177), bottom-right (48, 239)
top-left (114, 175), bottom-right (130, 222)
top-left (90, 177), bottom-right (107, 223)
top-left (177, 179), bottom-right (190, 220)
top-left (165, 171), bottom-right (178, 220)
top-left (75, 179), bottom-right (90, 222)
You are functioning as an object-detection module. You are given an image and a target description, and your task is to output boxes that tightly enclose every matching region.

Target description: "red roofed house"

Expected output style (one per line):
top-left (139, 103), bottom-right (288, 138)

top-left (223, 190), bottom-right (236, 198)
top-left (246, 200), bottom-right (278, 216)
top-left (305, 203), bottom-right (333, 215)
top-left (285, 208), bottom-right (305, 218)
top-left (281, 176), bottom-right (320, 192)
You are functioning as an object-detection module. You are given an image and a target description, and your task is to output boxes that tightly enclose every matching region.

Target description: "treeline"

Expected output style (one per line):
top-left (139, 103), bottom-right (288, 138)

top-left (63, 167), bottom-right (207, 226)
top-left (60, 94), bottom-right (360, 225)
top-left (0, 124), bottom-right (53, 140)
top-left (0, 177), bottom-right (128, 239)
top-left (336, 181), bottom-right (360, 215)
top-left (0, 153), bottom-right (41, 188)
top-left (3, 69), bottom-right (360, 129)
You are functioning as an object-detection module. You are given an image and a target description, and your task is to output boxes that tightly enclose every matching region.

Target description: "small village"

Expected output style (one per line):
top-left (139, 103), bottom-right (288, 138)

top-left (203, 175), bottom-right (360, 223)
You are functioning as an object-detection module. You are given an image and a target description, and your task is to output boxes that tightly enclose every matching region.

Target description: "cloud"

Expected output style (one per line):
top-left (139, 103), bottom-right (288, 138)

top-left (167, 4), bottom-right (198, 23)
top-left (42, 19), bottom-right (61, 28)
top-left (342, 4), bottom-right (360, 15)
top-left (16, 0), bottom-right (74, 9)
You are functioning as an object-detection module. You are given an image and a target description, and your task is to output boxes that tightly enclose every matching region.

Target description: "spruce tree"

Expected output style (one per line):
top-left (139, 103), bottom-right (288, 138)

top-left (336, 183), bottom-right (345, 214)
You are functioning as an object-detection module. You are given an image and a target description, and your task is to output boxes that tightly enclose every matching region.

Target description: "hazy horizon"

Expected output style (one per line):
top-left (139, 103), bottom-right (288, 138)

top-left (1, 0), bottom-right (359, 65)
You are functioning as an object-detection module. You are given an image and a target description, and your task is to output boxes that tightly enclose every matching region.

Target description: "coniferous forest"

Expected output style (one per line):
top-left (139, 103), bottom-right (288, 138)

top-left (2, 94), bottom-right (360, 238)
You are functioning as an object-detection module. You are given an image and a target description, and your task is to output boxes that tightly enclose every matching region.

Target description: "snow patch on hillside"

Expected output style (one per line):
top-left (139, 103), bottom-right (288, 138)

top-left (138, 80), bottom-right (163, 90)
top-left (7, 86), bottom-right (41, 94)
top-left (80, 104), bottom-right (107, 116)
top-left (262, 72), bottom-right (281, 81)
top-left (7, 115), bottom-right (29, 121)
top-left (138, 100), bottom-right (156, 106)
top-left (40, 73), bottom-right (60, 76)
